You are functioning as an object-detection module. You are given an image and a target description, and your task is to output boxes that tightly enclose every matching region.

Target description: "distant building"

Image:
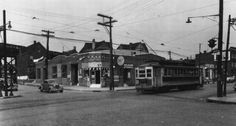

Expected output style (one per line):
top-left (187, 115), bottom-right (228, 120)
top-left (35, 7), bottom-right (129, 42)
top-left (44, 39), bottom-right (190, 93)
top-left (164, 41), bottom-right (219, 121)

top-left (195, 48), bottom-right (236, 83)
top-left (17, 41), bottom-right (61, 79)
top-left (117, 42), bottom-right (149, 53)
top-left (195, 51), bottom-right (215, 83)
top-left (79, 39), bottom-right (110, 53)
top-left (62, 46), bottom-right (77, 56)
top-left (228, 47), bottom-right (236, 75)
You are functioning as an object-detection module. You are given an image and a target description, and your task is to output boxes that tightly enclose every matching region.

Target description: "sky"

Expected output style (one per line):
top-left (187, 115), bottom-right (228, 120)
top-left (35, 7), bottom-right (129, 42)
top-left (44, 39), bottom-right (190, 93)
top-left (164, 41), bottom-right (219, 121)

top-left (1, 0), bottom-right (236, 59)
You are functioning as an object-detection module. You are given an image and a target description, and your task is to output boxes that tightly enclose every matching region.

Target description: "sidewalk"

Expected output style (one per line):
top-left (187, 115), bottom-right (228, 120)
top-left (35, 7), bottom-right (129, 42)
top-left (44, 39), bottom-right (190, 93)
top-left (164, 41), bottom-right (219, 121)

top-left (64, 86), bottom-right (135, 92)
top-left (21, 82), bottom-right (135, 92)
top-left (207, 93), bottom-right (236, 104)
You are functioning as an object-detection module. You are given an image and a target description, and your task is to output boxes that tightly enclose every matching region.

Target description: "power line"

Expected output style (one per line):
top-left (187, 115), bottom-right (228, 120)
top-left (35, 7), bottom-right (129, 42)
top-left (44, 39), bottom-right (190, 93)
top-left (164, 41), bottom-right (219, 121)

top-left (7, 29), bottom-right (122, 46)
top-left (116, 0), bottom-right (235, 28)
top-left (8, 29), bottom-right (92, 43)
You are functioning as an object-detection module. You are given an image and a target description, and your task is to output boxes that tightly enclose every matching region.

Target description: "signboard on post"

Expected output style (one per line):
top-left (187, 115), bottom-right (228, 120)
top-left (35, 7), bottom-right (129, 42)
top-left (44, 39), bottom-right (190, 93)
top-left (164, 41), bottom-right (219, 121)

top-left (117, 56), bottom-right (125, 66)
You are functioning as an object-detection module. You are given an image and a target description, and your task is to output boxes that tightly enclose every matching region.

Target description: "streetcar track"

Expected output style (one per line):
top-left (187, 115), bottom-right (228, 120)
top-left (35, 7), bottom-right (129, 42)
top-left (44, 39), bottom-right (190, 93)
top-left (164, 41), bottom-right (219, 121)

top-left (0, 96), bottom-right (104, 112)
top-left (0, 92), bottom-right (134, 112)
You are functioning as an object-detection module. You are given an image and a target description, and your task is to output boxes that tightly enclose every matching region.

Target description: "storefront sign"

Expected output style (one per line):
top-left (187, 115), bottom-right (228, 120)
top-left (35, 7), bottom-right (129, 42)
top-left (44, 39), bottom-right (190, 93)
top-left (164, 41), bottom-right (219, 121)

top-left (124, 64), bottom-right (133, 68)
top-left (82, 62), bottom-right (102, 69)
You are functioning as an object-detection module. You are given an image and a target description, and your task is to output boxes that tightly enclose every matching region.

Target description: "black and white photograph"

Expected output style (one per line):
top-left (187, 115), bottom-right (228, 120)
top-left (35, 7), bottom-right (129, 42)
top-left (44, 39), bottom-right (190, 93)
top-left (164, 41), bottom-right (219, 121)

top-left (0, 0), bottom-right (236, 126)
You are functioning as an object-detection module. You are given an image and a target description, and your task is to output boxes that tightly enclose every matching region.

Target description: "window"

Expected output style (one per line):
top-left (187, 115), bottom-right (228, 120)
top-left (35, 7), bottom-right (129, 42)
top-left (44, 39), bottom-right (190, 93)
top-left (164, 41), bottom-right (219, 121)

top-left (146, 69), bottom-right (152, 77)
top-left (61, 65), bottom-right (67, 78)
top-left (139, 68), bottom-right (145, 77)
top-left (52, 66), bottom-right (57, 78)
top-left (164, 68), bottom-right (167, 76)
top-left (135, 69), bottom-right (138, 78)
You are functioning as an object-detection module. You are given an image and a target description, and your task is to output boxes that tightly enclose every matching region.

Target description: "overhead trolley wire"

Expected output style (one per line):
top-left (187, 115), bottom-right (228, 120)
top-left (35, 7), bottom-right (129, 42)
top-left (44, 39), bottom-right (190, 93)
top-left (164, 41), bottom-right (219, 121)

top-left (115, 0), bottom-right (235, 28)
top-left (7, 29), bottom-right (121, 46)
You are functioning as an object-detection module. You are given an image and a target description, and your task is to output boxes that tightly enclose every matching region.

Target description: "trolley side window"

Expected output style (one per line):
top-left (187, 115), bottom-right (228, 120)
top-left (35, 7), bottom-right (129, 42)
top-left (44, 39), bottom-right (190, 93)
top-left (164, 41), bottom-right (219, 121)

top-left (135, 69), bottom-right (138, 78)
top-left (146, 69), bottom-right (152, 77)
top-left (138, 68), bottom-right (146, 78)
top-left (164, 67), bottom-right (199, 77)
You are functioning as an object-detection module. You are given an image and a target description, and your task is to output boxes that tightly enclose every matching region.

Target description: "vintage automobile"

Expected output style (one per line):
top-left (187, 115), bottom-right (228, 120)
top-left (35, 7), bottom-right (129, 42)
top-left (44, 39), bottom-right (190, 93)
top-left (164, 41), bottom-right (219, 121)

top-left (39, 79), bottom-right (63, 93)
top-left (227, 76), bottom-right (235, 83)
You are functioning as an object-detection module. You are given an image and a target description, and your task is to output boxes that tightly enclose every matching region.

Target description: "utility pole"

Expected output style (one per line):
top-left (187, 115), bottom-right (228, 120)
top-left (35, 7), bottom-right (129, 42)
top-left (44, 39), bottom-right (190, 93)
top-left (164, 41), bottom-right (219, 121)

top-left (42, 30), bottom-right (54, 81)
top-left (3, 10), bottom-right (8, 96)
top-left (97, 13), bottom-right (117, 91)
top-left (224, 15), bottom-right (236, 96)
top-left (199, 43), bottom-right (201, 84)
top-left (217, 0), bottom-right (224, 97)
top-left (223, 15), bottom-right (231, 96)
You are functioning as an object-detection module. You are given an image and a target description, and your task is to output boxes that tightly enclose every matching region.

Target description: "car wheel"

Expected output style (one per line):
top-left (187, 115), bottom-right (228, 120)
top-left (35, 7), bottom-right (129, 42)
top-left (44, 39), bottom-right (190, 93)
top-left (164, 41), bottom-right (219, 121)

top-left (60, 90), bottom-right (63, 93)
top-left (48, 88), bottom-right (51, 93)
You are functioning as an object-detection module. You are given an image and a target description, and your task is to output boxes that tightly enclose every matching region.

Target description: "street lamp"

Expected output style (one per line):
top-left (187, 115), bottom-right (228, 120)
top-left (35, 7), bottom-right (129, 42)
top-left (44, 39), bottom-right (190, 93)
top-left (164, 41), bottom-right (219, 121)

top-left (0, 21), bottom-right (12, 32)
top-left (186, 12), bottom-right (224, 97)
top-left (186, 14), bottom-right (219, 24)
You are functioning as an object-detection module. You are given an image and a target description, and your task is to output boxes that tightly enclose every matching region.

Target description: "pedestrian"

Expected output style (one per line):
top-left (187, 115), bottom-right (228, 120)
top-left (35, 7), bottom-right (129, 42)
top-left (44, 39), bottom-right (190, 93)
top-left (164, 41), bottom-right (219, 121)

top-left (85, 74), bottom-right (90, 87)
top-left (103, 74), bottom-right (109, 87)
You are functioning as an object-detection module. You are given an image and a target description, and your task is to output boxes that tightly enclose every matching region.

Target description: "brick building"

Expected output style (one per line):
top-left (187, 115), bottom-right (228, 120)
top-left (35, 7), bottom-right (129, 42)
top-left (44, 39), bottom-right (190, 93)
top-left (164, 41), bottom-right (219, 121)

top-left (195, 47), bottom-right (236, 83)
top-left (17, 41), bottom-right (61, 79)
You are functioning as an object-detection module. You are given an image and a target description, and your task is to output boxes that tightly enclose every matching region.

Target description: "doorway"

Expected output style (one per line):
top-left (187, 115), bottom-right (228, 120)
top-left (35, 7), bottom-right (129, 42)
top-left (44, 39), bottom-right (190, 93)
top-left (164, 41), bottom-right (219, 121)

top-left (95, 70), bottom-right (100, 84)
top-left (71, 64), bottom-right (78, 85)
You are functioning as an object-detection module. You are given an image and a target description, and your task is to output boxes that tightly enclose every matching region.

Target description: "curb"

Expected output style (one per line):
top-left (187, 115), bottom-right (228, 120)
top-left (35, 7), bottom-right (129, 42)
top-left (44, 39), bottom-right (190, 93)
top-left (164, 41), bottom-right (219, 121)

top-left (64, 88), bottom-right (135, 92)
top-left (21, 84), bottom-right (135, 92)
top-left (63, 88), bottom-right (109, 92)
top-left (206, 97), bottom-right (236, 104)
top-left (0, 95), bottom-right (22, 99)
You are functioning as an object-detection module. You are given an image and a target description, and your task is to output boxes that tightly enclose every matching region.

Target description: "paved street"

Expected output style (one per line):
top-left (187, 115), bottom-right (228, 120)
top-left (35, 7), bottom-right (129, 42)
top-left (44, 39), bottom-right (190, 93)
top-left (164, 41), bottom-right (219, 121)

top-left (0, 84), bottom-right (236, 126)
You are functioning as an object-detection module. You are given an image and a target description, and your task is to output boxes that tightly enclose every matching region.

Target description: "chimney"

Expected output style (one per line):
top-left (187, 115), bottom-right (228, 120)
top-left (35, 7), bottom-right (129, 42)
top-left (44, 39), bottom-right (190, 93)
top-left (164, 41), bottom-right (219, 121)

top-left (73, 46), bottom-right (76, 51)
top-left (33, 40), bottom-right (37, 45)
top-left (92, 39), bottom-right (96, 50)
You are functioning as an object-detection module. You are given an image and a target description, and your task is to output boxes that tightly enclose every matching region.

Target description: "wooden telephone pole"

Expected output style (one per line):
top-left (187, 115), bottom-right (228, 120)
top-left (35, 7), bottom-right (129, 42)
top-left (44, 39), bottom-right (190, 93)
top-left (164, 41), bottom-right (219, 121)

top-left (217, 0), bottom-right (224, 97)
top-left (41, 30), bottom-right (54, 81)
top-left (97, 13), bottom-right (117, 91)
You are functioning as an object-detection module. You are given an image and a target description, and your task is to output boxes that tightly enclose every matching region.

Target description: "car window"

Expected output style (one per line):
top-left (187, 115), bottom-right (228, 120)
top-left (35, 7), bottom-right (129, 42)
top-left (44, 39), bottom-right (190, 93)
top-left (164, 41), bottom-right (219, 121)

top-left (47, 80), bottom-right (56, 83)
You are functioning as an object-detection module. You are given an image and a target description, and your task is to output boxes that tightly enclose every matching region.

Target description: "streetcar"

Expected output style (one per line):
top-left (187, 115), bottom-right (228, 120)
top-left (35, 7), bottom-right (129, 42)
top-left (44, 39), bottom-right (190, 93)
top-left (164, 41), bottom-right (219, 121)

top-left (135, 60), bottom-right (203, 92)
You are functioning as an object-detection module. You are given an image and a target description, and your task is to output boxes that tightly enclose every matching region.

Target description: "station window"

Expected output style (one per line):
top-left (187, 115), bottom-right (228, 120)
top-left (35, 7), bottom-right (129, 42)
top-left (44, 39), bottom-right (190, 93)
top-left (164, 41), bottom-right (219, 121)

top-left (52, 66), bottom-right (57, 78)
top-left (135, 69), bottom-right (138, 78)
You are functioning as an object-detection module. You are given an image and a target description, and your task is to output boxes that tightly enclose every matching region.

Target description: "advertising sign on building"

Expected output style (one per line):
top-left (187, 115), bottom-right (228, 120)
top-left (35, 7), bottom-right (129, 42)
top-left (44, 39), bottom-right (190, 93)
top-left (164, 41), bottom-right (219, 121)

top-left (124, 64), bottom-right (133, 68)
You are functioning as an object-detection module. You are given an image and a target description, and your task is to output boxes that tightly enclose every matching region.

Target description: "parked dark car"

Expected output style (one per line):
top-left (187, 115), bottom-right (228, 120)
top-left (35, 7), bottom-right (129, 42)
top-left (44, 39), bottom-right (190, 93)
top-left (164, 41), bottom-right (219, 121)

top-left (39, 79), bottom-right (63, 93)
